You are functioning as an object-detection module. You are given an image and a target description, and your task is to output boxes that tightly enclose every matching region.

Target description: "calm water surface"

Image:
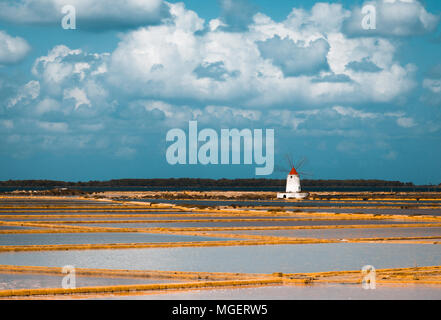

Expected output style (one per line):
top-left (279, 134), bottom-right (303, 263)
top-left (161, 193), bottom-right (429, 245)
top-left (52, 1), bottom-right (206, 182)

top-left (74, 220), bottom-right (420, 229)
top-left (0, 233), bottom-right (231, 246)
top-left (1, 243), bottom-right (440, 274)
top-left (211, 227), bottom-right (441, 239)
top-left (0, 273), bottom-right (179, 290)
top-left (105, 284), bottom-right (441, 300)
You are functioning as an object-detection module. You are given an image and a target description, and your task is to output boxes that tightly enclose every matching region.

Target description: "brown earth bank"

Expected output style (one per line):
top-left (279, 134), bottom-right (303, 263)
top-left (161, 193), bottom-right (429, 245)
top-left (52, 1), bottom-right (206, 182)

top-left (89, 191), bottom-right (441, 202)
top-left (1, 265), bottom-right (441, 299)
top-left (3, 190), bottom-right (441, 202)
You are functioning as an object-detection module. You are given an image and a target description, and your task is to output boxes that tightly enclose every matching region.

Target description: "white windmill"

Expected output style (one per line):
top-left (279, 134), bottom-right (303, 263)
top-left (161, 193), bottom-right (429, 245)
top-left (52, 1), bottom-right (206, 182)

top-left (277, 156), bottom-right (310, 200)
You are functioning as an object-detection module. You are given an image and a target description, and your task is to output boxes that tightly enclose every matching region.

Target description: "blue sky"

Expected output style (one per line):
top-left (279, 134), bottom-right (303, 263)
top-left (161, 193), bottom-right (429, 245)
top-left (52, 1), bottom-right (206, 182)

top-left (1, 0), bottom-right (441, 184)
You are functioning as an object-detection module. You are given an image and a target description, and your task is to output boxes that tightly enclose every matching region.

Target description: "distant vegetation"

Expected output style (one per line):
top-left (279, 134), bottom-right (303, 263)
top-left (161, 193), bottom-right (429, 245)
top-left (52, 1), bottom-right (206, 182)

top-left (0, 178), bottom-right (423, 188)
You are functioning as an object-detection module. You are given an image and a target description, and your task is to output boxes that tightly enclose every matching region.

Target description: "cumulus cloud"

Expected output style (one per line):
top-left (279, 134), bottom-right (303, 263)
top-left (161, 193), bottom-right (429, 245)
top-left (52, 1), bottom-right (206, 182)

top-left (2, 0), bottom-right (432, 161)
top-left (283, 3), bottom-right (351, 34)
top-left (104, 2), bottom-right (416, 108)
top-left (63, 87), bottom-right (91, 110)
top-left (32, 45), bottom-right (108, 87)
top-left (327, 33), bottom-right (416, 102)
top-left (5, 1), bottom-right (423, 124)
top-left (0, 30), bottom-right (31, 64)
top-left (0, 0), bottom-right (169, 30)
top-left (30, 45), bottom-right (110, 115)
top-left (345, 0), bottom-right (439, 37)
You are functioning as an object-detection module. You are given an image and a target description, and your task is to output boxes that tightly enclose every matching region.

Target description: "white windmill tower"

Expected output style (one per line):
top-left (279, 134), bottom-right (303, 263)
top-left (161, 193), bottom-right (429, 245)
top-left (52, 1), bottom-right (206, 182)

top-left (277, 156), bottom-right (310, 200)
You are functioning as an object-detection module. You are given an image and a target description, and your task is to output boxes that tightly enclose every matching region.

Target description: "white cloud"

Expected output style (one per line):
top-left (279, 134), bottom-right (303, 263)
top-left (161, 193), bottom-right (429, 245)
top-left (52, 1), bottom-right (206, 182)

top-left (421, 65), bottom-right (441, 105)
top-left (105, 2), bottom-right (416, 108)
top-left (423, 79), bottom-right (441, 94)
top-left (8, 3), bottom-right (413, 116)
top-left (209, 19), bottom-right (226, 32)
top-left (0, 30), bottom-right (30, 64)
top-left (267, 110), bottom-right (306, 130)
top-left (7, 80), bottom-right (40, 108)
top-left (5, 0), bottom-right (429, 149)
top-left (397, 117), bottom-right (416, 128)
top-left (327, 33), bottom-right (416, 102)
top-left (35, 98), bottom-right (60, 114)
top-left (2, 1), bottom-right (439, 164)
top-left (63, 87), bottom-right (91, 110)
top-left (30, 45), bottom-right (109, 113)
top-left (331, 106), bottom-right (416, 130)
top-left (204, 105), bottom-right (261, 122)
top-left (0, 0), bottom-right (169, 30)
top-left (284, 3), bottom-right (351, 34)
top-left (32, 45), bottom-right (82, 89)
top-left (37, 121), bottom-right (69, 132)
top-left (73, 62), bottom-right (91, 81)
top-left (332, 106), bottom-right (378, 119)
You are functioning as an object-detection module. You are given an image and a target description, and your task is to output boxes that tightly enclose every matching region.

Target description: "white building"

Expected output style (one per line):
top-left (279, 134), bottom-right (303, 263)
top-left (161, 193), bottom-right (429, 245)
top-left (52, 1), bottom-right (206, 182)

top-left (277, 167), bottom-right (309, 200)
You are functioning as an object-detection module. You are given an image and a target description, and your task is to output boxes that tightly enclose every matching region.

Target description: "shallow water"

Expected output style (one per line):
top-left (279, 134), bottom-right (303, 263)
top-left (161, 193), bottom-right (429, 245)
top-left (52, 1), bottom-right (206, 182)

top-left (0, 226), bottom-right (38, 230)
top-left (0, 273), bottom-right (178, 290)
top-left (140, 199), bottom-right (441, 208)
top-left (0, 200), bottom-right (111, 206)
top-left (1, 243), bottom-right (440, 274)
top-left (0, 233), bottom-right (230, 246)
top-left (4, 215), bottom-right (326, 222)
top-left (301, 208), bottom-right (441, 216)
top-left (73, 219), bottom-right (421, 229)
top-left (108, 284), bottom-right (441, 300)
top-left (0, 211), bottom-right (193, 216)
top-left (211, 227), bottom-right (441, 239)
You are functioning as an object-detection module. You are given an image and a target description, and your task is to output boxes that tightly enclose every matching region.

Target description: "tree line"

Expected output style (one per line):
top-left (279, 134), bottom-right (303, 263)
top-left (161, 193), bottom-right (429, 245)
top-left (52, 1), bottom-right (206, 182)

top-left (0, 178), bottom-right (422, 188)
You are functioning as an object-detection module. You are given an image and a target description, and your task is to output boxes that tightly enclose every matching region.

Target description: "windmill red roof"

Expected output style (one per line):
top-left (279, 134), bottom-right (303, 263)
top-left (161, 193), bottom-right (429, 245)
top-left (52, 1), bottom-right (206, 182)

top-left (289, 167), bottom-right (298, 175)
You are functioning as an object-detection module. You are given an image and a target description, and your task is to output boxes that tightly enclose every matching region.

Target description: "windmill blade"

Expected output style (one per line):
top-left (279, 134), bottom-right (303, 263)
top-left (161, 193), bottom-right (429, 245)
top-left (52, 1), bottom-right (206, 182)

top-left (286, 154), bottom-right (294, 169)
top-left (274, 165), bottom-right (289, 173)
top-left (296, 157), bottom-right (308, 171)
top-left (298, 171), bottom-right (313, 177)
